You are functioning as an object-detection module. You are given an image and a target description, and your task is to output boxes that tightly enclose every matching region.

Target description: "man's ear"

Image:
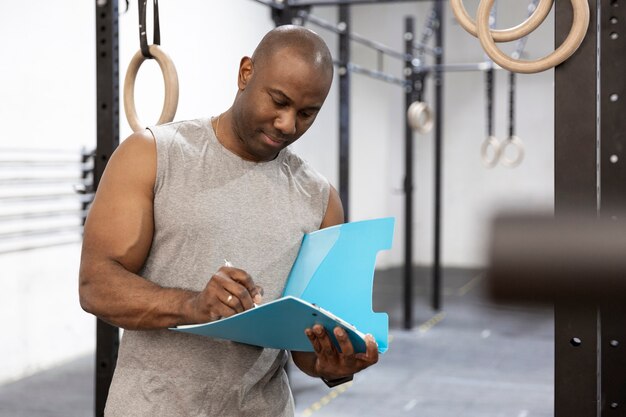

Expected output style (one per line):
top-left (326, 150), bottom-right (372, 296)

top-left (238, 56), bottom-right (254, 90)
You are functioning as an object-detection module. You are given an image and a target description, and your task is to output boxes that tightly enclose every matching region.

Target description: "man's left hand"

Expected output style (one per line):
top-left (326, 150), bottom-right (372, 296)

top-left (304, 324), bottom-right (379, 380)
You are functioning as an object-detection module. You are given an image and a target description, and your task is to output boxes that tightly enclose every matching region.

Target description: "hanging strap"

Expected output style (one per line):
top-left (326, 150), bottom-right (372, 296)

top-left (486, 67), bottom-right (495, 137)
top-left (508, 71), bottom-right (515, 138)
top-left (138, 0), bottom-right (161, 58)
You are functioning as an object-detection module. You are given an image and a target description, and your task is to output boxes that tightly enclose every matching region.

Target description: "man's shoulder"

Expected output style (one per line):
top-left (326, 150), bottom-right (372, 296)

top-left (282, 148), bottom-right (328, 186)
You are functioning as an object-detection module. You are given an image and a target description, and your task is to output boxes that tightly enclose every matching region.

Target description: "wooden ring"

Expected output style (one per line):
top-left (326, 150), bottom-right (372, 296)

top-left (500, 136), bottom-right (525, 168)
top-left (476, 0), bottom-right (589, 74)
top-left (450, 0), bottom-right (554, 43)
top-left (123, 44), bottom-right (179, 132)
top-left (481, 136), bottom-right (501, 169)
top-left (407, 101), bottom-right (434, 134)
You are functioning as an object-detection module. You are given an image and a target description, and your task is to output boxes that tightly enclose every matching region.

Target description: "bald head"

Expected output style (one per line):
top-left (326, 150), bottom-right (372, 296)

top-left (251, 25), bottom-right (334, 79)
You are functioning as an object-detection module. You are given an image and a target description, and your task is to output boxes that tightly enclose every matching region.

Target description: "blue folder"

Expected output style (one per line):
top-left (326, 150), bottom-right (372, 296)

top-left (173, 217), bottom-right (395, 353)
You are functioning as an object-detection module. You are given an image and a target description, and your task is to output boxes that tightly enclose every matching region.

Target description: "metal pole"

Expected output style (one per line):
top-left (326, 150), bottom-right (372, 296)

top-left (554, 0), bottom-right (599, 416)
top-left (403, 16), bottom-right (415, 330)
top-left (431, 1), bottom-right (444, 311)
top-left (338, 5), bottom-right (351, 221)
top-left (94, 0), bottom-right (120, 415)
top-left (598, 0), bottom-right (626, 412)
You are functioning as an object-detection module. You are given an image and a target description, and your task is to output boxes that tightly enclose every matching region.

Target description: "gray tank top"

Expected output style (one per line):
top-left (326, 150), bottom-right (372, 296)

top-left (104, 118), bottom-right (330, 417)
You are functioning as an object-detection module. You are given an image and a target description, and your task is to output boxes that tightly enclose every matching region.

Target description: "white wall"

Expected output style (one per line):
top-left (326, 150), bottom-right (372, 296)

top-left (0, 0), bottom-right (555, 382)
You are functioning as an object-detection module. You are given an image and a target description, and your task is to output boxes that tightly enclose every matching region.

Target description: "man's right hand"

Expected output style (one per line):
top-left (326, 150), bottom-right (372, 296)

top-left (189, 266), bottom-right (264, 323)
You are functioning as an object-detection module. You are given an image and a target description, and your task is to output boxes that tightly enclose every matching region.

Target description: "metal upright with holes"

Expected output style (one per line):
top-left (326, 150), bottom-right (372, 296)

top-left (432, 1), bottom-right (444, 312)
top-left (94, 0), bottom-right (121, 415)
top-left (403, 16), bottom-right (416, 330)
top-left (338, 5), bottom-right (351, 221)
top-left (554, 0), bottom-right (626, 415)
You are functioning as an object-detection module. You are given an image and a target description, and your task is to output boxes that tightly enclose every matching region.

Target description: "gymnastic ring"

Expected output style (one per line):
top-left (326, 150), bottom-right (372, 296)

top-left (480, 136), bottom-right (501, 169)
top-left (450, 0), bottom-right (554, 43)
top-left (124, 44), bottom-right (179, 132)
top-left (500, 136), bottom-right (525, 168)
top-left (407, 101), bottom-right (434, 134)
top-left (476, 0), bottom-right (589, 74)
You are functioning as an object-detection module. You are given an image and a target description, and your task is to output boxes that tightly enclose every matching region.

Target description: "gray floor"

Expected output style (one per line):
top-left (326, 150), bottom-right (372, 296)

top-left (0, 268), bottom-right (554, 417)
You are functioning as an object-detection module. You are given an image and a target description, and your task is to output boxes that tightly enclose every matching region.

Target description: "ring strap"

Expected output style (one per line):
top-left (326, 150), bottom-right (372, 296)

top-left (138, 0), bottom-right (161, 58)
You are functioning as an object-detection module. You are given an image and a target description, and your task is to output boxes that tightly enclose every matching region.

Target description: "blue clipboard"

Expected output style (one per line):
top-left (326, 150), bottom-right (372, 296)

top-left (173, 217), bottom-right (395, 353)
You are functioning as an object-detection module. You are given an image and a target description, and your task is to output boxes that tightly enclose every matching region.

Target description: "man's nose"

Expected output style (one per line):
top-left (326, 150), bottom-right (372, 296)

top-left (274, 110), bottom-right (297, 136)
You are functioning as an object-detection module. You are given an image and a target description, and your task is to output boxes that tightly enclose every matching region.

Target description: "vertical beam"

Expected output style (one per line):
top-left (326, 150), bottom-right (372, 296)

top-left (338, 5), bottom-right (351, 221)
top-left (94, 0), bottom-right (120, 415)
top-left (431, 0), bottom-right (444, 312)
top-left (554, 0), bottom-right (599, 416)
top-left (403, 16), bottom-right (415, 330)
top-left (598, 0), bottom-right (626, 414)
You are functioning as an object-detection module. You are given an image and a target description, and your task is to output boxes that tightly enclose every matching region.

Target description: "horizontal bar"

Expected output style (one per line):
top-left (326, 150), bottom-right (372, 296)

top-left (250, 0), bottom-right (285, 8)
top-left (0, 147), bottom-right (91, 155)
top-left (0, 209), bottom-right (89, 222)
top-left (0, 161), bottom-right (94, 169)
top-left (348, 62), bottom-right (409, 87)
top-left (303, 11), bottom-right (440, 59)
top-left (302, 11), bottom-right (413, 61)
top-left (0, 192), bottom-right (94, 203)
top-left (288, 0), bottom-right (441, 6)
top-left (0, 225), bottom-right (83, 240)
top-left (0, 177), bottom-right (93, 186)
top-left (0, 238), bottom-right (82, 256)
top-left (417, 61), bottom-right (503, 73)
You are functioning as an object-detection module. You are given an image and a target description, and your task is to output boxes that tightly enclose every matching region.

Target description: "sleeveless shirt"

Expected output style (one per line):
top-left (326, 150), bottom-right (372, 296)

top-left (104, 118), bottom-right (330, 417)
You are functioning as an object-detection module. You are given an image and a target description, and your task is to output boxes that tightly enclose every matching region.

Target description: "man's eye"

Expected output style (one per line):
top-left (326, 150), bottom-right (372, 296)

top-left (272, 99), bottom-right (287, 107)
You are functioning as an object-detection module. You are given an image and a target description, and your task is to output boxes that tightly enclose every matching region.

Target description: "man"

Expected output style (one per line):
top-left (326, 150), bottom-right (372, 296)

top-left (79, 25), bottom-right (378, 416)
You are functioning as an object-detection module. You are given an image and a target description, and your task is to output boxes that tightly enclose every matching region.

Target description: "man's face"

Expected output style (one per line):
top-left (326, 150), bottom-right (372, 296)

top-left (232, 48), bottom-right (332, 162)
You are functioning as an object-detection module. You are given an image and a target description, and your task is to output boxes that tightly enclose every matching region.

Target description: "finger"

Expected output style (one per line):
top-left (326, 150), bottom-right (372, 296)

top-left (209, 300), bottom-right (238, 321)
top-left (305, 328), bottom-right (323, 354)
top-left (313, 325), bottom-right (336, 358)
top-left (354, 334), bottom-right (379, 364)
top-left (219, 291), bottom-right (244, 314)
top-left (221, 267), bottom-right (263, 305)
top-left (214, 269), bottom-right (255, 310)
top-left (333, 327), bottom-right (354, 356)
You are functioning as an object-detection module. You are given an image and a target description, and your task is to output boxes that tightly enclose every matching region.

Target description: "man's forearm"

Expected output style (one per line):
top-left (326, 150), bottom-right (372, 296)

top-left (79, 258), bottom-right (198, 330)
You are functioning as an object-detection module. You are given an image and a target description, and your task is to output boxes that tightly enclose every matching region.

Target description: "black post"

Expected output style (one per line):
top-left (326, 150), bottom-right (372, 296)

top-left (338, 5), bottom-right (350, 221)
top-left (403, 17), bottom-right (415, 330)
top-left (554, 0), bottom-right (599, 416)
top-left (94, 0), bottom-right (120, 415)
top-left (431, 1), bottom-right (444, 311)
top-left (598, 0), bottom-right (626, 413)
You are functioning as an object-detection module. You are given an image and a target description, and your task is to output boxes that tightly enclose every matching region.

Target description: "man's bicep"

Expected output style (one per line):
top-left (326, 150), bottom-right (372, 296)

top-left (319, 185), bottom-right (344, 229)
top-left (82, 132), bottom-right (157, 273)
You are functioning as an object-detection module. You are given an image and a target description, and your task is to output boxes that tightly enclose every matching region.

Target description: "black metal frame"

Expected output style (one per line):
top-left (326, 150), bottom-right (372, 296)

top-left (554, 0), bottom-right (626, 415)
top-left (431, 1), bottom-right (443, 312)
top-left (403, 17), bottom-right (416, 329)
top-left (338, 5), bottom-right (351, 221)
top-left (94, 1), bottom-right (120, 415)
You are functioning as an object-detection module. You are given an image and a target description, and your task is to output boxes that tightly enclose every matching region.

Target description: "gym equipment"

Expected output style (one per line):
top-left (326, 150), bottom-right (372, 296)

top-left (450, 0), bottom-right (553, 42)
top-left (479, 6), bottom-right (500, 169)
top-left (480, 64), bottom-right (500, 168)
top-left (407, 101), bottom-right (433, 134)
top-left (500, 72), bottom-right (524, 168)
top-left (488, 214), bottom-right (626, 302)
top-left (123, 0), bottom-right (178, 132)
top-left (451, 0), bottom-right (590, 73)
